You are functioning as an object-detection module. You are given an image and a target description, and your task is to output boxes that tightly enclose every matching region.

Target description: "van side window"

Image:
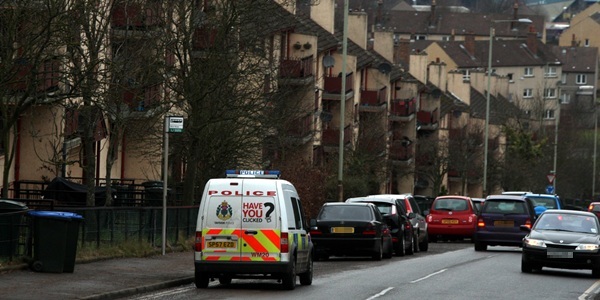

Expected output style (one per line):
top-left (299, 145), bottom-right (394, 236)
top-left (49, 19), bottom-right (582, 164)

top-left (284, 195), bottom-right (303, 230)
top-left (291, 197), bottom-right (303, 229)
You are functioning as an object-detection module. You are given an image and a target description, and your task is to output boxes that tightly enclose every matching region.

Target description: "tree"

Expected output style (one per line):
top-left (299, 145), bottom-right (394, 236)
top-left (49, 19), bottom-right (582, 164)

top-left (415, 133), bottom-right (449, 197)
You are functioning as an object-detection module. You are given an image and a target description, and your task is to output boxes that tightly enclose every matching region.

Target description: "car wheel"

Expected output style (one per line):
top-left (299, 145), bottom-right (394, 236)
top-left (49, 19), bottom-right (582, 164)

top-left (299, 254), bottom-right (313, 285)
top-left (384, 240), bottom-right (393, 259)
top-left (406, 233), bottom-right (414, 255)
top-left (218, 276), bottom-right (232, 285)
top-left (372, 241), bottom-right (383, 261)
top-left (194, 271), bottom-right (210, 288)
top-left (395, 233), bottom-right (406, 256)
top-left (413, 233), bottom-right (420, 253)
top-left (281, 259), bottom-right (297, 290)
top-left (593, 267), bottom-right (600, 278)
top-left (474, 242), bottom-right (487, 251)
top-left (419, 233), bottom-right (429, 252)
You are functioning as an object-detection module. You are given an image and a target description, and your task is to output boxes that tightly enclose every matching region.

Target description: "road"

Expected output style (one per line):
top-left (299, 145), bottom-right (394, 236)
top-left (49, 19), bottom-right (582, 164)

top-left (123, 242), bottom-right (600, 300)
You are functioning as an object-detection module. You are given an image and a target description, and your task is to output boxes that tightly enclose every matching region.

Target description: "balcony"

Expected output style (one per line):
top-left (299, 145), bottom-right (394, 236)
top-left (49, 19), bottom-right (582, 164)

top-left (389, 98), bottom-right (416, 122)
top-left (390, 142), bottom-right (414, 165)
top-left (193, 26), bottom-right (218, 50)
top-left (284, 114), bottom-right (313, 145)
top-left (279, 55), bottom-right (314, 86)
top-left (322, 125), bottom-right (353, 149)
top-left (5, 59), bottom-right (60, 94)
top-left (112, 3), bottom-right (163, 29)
top-left (359, 86), bottom-right (387, 113)
top-left (322, 72), bottom-right (354, 101)
top-left (417, 108), bottom-right (439, 131)
top-left (123, 84), bottom-right (161, 112)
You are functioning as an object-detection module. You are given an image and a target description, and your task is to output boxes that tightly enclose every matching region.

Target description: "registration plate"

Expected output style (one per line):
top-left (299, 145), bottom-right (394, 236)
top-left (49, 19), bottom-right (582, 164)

top-left (547, 251), bottom-right (573, 258)
top-left (331, 227), bottom-right (354, 234)
top-left (206, 241), bottom-right (237, 248)
top-left (441, 219), bottom-right (459, 225)
top-left (493, 220), bottom-right (514, 227)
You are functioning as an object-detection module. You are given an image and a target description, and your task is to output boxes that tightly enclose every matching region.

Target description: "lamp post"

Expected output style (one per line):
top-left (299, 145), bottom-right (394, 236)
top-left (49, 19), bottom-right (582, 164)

top-left (338, 0), bottom-right (349, 201)
top-left (483, 18), bottom-right (532, 196)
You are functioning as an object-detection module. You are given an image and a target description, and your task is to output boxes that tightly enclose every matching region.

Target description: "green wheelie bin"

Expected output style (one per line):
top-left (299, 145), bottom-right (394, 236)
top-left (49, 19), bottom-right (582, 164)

top-left (28, 211), bottom-right (84, 273)
top-left (0, 200), bottom-right (28, 258)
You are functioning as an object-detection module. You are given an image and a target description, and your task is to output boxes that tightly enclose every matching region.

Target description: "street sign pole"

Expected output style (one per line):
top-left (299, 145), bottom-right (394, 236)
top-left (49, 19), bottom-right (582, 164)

top-left (162, 116), bottom-right (184, 255)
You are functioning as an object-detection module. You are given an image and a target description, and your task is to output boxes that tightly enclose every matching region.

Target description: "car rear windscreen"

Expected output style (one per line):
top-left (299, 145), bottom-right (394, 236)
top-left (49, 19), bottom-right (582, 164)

top-left (483, 200), bottom-right (527, 214)
top-left (433, 198), bottom-right (468, 211)
top-left (319, 206), bottom-right (373, 221)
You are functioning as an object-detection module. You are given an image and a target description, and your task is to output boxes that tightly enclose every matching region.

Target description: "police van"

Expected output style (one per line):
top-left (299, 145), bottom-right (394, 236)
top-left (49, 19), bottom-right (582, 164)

top-left (194, 170), bottom-right (313, 290)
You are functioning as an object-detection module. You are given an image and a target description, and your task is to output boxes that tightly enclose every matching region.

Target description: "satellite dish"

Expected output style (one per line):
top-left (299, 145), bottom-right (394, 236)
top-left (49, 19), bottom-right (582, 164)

top-left (431, 88), bottom-right (442, 98)
top-left (378, 62), bottom-right (392, 74)
top-left (322, 55), bottom-right (335, 68)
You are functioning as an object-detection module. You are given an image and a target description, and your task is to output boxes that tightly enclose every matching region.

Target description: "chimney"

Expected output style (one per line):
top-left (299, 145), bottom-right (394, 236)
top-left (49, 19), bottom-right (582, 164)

top-left (512, 0), bottom-right (519, 29)
top-left (571, 34), bottom-right (577, 47)
top-left (348, 11), bottom-right (369, 49)
top-left (526, 25), bottom-right (537, 55)
top-left (396, 38), bottom-right (411, 66)
top-left (310, 0), bottom-right (335, 34)
top-left (450, 29), bottom-right (455, 41)
top-left (464, 33), bottom-right (475, 56)
top-left (429, 0), bottom-right (437, 26)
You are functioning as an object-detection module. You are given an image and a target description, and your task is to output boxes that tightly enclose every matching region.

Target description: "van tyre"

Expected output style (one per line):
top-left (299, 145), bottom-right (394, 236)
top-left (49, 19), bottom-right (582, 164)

top-left (419, 233), bottom-right (429, 252)
top-left (282, 259), bottom-right (297, 290)
top-left (195, 271), bottom-right (209, 288)
top-left (372, 241), bottom-right (383, 261)
top-left (299, 255), bottom-right (313, 285)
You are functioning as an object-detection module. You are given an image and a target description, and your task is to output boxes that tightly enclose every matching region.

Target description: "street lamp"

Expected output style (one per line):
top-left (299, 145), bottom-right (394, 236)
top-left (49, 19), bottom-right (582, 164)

top-left (483, 18), bottom-right (532, 196)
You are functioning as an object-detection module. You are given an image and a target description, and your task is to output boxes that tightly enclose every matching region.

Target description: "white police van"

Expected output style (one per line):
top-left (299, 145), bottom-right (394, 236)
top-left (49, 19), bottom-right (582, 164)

top-left (194, 170), bottom-right (313, 290)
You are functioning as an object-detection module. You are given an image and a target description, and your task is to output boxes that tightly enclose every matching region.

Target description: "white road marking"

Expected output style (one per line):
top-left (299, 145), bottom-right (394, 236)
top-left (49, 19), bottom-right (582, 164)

top-left (579, 279), bottom-right (600, 300)
top-left (410, 269), bottom-right (447, 283)
top-left (366, 287), bottom-right (394, 300)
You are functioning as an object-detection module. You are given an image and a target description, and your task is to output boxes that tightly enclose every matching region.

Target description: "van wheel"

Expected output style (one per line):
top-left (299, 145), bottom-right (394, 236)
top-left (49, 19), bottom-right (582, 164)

top-left (282, 259), bottom-right (297, 290)
top-left (299, 255), bottom-right (313, 285)
top-left (195, 271), bottom-right (209, 288)
top-left (372, 241), bottom-right (383, 261)
top-left (395, 233), bottom-right (406, 256)
top-left (218, 276), bottom-right (232, 285)
top-left (419, 233), bottom-right (429, 252)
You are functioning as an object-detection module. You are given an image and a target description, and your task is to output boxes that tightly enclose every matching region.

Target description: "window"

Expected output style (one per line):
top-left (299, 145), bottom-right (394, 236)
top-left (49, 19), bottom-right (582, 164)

top-left (524, 110), bottom-right (531, 116)
top-left (284, 194), bottom-right (303, 229)
top-left (524, 67), bottom-right (533, 77)
top-left (507, 73), bottom-right (514, 82)
top-left (462, 70), bottom-right (470, 81)
top-left (585, 39), bottom-right (590, 47)
top-left (414, 34), bottom-right (426, 40)
top-left (544, 109), bottom-right (555, 119)
top-left (523, 88), bottom-right (533, 98)
top-left (561, 73), bottom-right (567, 84)
top-left (544, 88), bottom-right (556, 99)
top-left (545, 66), bottom-right (557, 77)
top-left (560, 93), bottom-right (570, 104)
top-left (441, 36), bottom-right (451, 41)
top-left (576, 74), bottom-right (587, 84)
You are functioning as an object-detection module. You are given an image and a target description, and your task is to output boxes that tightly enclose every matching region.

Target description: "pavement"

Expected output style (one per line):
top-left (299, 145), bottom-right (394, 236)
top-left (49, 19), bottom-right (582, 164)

top-left (0, 250), bottom-right (195, 300)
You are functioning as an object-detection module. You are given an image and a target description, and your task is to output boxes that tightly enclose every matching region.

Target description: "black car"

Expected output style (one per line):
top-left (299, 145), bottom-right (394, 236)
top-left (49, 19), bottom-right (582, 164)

top-left (310, 202), bottom-right (393, 261)
top-left (346, 196), bottom-right (415, 256)
top-left (521, 209), bottom-right (600, 277)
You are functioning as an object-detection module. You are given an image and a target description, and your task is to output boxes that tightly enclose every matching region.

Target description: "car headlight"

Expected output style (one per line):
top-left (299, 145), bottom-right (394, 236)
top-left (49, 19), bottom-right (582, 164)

top-left (524, 238), bottom-right (546, 248)
top-left (575, 244), bottom-right (600, 251)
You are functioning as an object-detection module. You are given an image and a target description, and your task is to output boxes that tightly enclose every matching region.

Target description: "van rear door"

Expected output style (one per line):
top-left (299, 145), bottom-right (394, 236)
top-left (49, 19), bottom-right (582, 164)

top-left (240, 179), bottom-right (281, 261)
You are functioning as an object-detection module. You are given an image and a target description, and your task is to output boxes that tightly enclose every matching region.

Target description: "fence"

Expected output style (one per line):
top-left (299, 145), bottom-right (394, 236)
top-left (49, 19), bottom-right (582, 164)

top-left (0, 204), bottom-right (199, 262)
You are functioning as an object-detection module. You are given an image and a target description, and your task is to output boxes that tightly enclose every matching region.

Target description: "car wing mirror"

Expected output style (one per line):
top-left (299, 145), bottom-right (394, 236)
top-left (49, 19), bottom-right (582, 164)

top-left (407, 212), bottom-right (416, 219)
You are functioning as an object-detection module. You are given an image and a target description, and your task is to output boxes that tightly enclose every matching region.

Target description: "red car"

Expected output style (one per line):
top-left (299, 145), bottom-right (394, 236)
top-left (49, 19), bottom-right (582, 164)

top-left (588, 202), bottom-right (600, 219)
top-left (426, 196), bottom-right (478, 242)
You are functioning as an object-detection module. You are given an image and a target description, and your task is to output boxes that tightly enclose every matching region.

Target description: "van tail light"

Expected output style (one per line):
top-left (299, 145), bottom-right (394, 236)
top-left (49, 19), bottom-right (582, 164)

top-left (281, 232), bottom-right (289, 253)
top-left (524, 219), bottom-right (532, 229)
top-left (477, 217), bottom-right (485, 228)
top-left (195, 231), bottom-right (203, 251)
top-left (363, 224), bottom-right (376, 235)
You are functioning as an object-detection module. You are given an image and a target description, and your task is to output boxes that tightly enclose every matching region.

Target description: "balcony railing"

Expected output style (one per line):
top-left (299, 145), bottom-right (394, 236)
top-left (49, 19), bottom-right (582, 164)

top-left (279, 55), bottom-right (314, 79)
top-left (285, 114), bottom-right (313, 144)
top-left (417, 108), bottom-right (439, 130)
top-left (323, 72), bottom-right (353, 96)
top-left (390, 98), bottom-right (416, 121)
top-left (112, 4), bottom-right (163, 28)
top-left (322, 125), bottom-right (353, 147)
top-left (359, 86), bottom-right (387, 111)
top-left (5, 59), bottom-right (60, 93)
top-left (193, 26), bottom-right (218, 50)
top-left (123, 84), bottom-right (161, 112)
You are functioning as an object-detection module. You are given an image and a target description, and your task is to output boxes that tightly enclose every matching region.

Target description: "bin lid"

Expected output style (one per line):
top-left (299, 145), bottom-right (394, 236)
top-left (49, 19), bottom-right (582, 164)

top-left (0, 199), bottom-right (28, 211)
top-left (28, 211), bottom-right (84, 220)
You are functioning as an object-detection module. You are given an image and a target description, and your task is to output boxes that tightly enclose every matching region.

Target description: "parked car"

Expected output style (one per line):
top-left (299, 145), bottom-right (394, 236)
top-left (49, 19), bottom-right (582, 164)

top-left (471, 198), bottom-right (485, 214)
top-left (413, 195), bottom-right (434, 216)
top-left (346, 196), bottom-right (415, 256)
top-left (501, 191), bottom-right (532, 196)
top-left (310, 202), bottom-right (393, 261)
top-left (474, 195), bottom-right (537, 251)
top-left (368, 194), bottom-right (429, 252)
top-left (524, 193), bottom-right (562, 216)
top-left (426, 196), bottom-right (478, 242)
top-left (521, 209), bottom-right (600, 277)
top-left (588, 202), bottom-right (600, 219)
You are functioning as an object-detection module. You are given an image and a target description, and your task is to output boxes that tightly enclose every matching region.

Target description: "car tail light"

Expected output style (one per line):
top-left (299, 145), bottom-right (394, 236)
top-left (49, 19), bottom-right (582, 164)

top-left (477, 217), bottom-right (485, 228)
top-left (468, 215), bottom-right (474, 223)
top-left (426, 215), bottom-right (432, 222)
top-left (405, 223), bottom-right (411, 230)
top-left (195, 231), bottom-right (202, 251)
top-left (310, 229), bottom-right (322, 235)
top-left (281, 232), bottom-right (289, 253)
top-left (363, 224), bottom-right (376, 235)
top-left (524, 219), bottom-right (532, 229)
top-left (392, 237), bottom-right (399, 242)
top-left (589, 204), bottom-right (594, 211)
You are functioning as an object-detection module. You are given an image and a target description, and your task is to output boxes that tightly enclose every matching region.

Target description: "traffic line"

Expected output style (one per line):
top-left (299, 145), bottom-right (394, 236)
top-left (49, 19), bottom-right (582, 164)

top-left (410, 269), bottom-right (447, 283)
top-left (579, 279), bottom-right (600, 300)
top-left (366, 287), bottom-right (394, 300)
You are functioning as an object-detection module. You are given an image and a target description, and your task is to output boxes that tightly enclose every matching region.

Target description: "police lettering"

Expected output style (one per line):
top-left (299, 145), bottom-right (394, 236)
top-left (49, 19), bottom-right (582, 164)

top-left (208, 190), bottom-right (276, 196)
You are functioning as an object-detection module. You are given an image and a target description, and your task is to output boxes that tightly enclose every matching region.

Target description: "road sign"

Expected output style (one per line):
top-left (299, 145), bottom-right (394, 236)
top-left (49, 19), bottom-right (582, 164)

top-left (546, 185), bottom-right (555, 194)
top-left (167, 116), bottom-right (184, 133)
top-left (546, 174), bottom-right (555, 184)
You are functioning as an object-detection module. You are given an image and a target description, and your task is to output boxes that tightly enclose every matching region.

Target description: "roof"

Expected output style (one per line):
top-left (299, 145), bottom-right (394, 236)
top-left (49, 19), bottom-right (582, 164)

top-left (550, 45), bottom-right (598, 73)
top-left (347, 196), bottom-right (396, 204)
top-left (469, 87), bottom-right (523, 125)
